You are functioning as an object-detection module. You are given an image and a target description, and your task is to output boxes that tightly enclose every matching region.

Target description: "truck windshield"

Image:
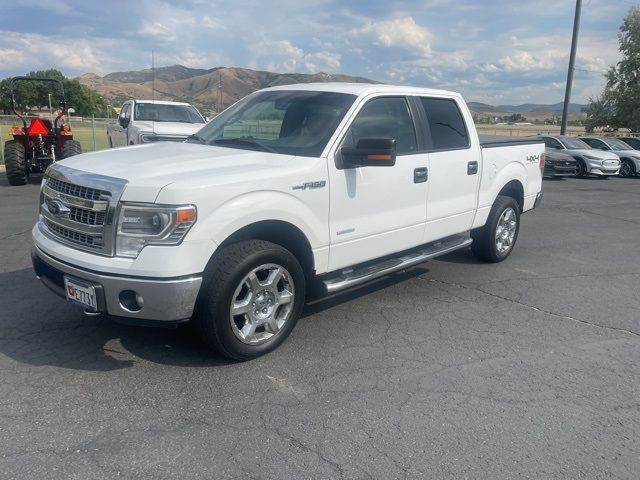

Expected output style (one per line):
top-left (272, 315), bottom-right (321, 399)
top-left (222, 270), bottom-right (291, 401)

top-left (560, 137), bottom-right (591, 150)
top-left (134, 103), bottom-right (205, 123)
top-left (189, 90), bottom-right (357, 156)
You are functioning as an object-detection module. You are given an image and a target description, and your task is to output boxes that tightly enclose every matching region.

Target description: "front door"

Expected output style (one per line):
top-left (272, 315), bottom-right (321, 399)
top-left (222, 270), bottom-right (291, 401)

top-left (328, 96), bottom-right (429, 271)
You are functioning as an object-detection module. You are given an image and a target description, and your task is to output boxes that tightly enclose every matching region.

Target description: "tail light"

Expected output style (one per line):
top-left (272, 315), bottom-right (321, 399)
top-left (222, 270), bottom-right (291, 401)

top-left (539, 152), bottom-right (545, 175)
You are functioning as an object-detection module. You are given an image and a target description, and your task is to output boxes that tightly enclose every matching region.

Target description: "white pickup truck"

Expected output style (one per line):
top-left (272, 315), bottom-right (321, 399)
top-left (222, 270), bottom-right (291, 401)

top-left (32, 83), bottom-right (544, 360)
top-left (106, 100), bottom-right (206, 147)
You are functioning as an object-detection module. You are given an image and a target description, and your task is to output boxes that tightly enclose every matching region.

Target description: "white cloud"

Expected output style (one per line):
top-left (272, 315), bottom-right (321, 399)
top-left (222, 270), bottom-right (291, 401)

top-left (351, 16), bottom-right (432, 57)
top-left (0, 31), bottom-right (113, 73)
top-left (250, 40), bottom-right (341, 73)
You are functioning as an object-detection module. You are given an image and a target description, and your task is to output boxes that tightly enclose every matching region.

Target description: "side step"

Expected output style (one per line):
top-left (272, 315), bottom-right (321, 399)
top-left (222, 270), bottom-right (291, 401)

top-left (322, 235), bottom-right (473, 294)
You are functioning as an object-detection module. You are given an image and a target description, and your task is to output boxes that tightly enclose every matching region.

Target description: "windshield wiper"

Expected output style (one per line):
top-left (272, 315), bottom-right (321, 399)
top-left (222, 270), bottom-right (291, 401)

top-left (186, 133), bottom-right (207, 144)
top-left (213, 137), bottom-right (276, 153)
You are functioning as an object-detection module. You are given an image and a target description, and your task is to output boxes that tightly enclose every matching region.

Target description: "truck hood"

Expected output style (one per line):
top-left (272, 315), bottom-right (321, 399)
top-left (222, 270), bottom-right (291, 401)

top-left (135, 121), bottom-right (205, 136)
top-left (55, 142), bottom-right (296, 202)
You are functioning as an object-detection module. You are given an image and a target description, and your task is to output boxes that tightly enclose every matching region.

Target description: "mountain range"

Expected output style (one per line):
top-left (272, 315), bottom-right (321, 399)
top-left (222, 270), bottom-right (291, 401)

top-left (77, 64), bottom-right (587, 120)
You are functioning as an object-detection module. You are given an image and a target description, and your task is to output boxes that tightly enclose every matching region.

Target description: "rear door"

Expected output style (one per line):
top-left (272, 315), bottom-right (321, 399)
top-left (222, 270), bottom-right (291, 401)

top-left (415, 96), bottom-right (481, 242)
top-left (327, 96), bottom-right (429, 271)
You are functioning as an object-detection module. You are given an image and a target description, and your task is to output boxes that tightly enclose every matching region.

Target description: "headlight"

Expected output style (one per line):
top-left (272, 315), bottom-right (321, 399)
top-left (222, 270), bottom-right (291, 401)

top-left (115, 203), bottom-right (197, 258)
top-left (583, 155), bottom-right (601, 160)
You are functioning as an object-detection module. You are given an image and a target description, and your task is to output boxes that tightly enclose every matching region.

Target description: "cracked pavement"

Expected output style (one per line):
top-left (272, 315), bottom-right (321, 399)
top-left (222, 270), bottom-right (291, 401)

top-left (0, 173), bottom-right (639, 479)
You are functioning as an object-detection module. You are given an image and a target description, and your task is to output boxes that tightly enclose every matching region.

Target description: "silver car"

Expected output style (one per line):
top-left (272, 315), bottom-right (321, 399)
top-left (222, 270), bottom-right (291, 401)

top-left (537, 135), bottom-right (620, 178)
top-left (579, 136), bottom-right (640, 178)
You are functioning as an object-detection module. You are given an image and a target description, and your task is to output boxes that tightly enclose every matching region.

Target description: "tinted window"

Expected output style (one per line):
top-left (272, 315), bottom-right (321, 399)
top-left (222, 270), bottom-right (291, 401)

top-left (622, 137), bottom-right (640, 149)
top-left (420, 97), bottom-right (469, 150)
top-left (134, 103), bottom-right (204, 123)
top-left (560, 137), bottom-right (591, 150)
top-left (543, 137), bottom-right (563, 149)
top-left (342, 97), bottom-right (417, 155)
top-left (122, 103), bottom-right (131, 120)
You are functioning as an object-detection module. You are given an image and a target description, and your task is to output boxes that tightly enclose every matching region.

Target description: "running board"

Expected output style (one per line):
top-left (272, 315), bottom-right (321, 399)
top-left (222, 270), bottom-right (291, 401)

top-left (322, 236), bottom-right (473, 294)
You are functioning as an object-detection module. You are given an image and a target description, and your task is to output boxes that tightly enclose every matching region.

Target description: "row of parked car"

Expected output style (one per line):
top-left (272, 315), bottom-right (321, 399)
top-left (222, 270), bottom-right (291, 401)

top-left (537, 135), bottom-right (640, 179)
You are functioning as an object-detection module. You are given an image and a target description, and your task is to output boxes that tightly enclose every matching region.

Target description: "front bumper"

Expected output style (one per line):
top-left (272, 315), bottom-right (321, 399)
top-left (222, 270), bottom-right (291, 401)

top-left (32, 246), bottom-right (202, 323)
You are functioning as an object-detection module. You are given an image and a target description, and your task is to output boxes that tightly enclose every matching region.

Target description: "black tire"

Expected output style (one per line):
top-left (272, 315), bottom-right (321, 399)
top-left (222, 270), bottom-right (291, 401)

top-left (193, 240), bottom-right (306, 361)
top-left (574, 159), bottom-right (587, 177)
top-left (620, 159), bottom-right (636, 178)
top-left (471, 195), bottom-right (521, 263)
top-left (61, 140), bottom-right (82, 158)
top-left (4, 140), bottom-right (28, 186)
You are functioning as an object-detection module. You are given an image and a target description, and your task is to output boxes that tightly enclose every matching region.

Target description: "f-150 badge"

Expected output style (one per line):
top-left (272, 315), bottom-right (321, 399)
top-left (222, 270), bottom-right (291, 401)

top-left (292, 181), bottom-right (326, 190)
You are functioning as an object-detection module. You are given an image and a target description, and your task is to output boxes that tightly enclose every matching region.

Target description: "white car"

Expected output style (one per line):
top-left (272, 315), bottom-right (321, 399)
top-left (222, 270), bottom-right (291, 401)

top-left (33, 83), bottom-right (543, 360)
top-left (107, 100), bottom-right (206, 147)
top-left (537, 135), bottom-right (620, 177)
top-left (579, 136), bottom-right (640, 177)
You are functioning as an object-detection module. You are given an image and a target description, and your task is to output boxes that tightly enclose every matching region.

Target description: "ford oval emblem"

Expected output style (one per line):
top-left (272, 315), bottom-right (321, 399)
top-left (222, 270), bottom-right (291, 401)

top-left (47, 199), bottom-right (71, 218)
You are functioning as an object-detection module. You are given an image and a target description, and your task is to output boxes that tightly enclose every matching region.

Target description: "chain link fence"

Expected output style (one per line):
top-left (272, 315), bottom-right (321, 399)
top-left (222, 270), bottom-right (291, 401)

top-left (1, 114), bottom-right (638, 163)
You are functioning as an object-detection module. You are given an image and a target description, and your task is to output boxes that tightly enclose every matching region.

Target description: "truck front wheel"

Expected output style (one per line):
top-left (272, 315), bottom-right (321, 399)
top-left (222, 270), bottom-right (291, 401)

top-left (193, 240), bottom-right (306, 360)
top-left (471, 195), bottom-right (520, 263)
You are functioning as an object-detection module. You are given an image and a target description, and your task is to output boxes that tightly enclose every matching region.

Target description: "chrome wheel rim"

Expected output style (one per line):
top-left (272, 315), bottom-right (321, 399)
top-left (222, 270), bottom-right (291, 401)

top-left (495, 207), bottom-right (517, 255)
top-left (229, 263), bottom-right (295, 345)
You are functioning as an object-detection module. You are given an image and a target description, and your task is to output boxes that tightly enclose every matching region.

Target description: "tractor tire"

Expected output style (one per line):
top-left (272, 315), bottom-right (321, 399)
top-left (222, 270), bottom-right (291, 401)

top-left (61, 140), bottom-right (82, 159)
top-left (4, 140), bottom-right (28, 186)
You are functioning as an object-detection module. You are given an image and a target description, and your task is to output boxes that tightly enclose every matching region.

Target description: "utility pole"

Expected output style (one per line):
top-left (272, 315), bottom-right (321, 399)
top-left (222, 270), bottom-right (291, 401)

top-left (218, 72), bottom-right (223, 113)
top-left (48, 93), bottom-right (52, 119)
top-left (560, 0), bottom-right (582, 135)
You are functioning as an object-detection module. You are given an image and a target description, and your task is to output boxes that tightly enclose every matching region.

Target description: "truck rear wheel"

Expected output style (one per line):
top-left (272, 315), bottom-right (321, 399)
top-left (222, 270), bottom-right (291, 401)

top-left (193, 240), bottom-right (306, 360)
top-left (4, 140), bottom-right (28, 186)
top-left (61, 140), bottom-right (82, 158)
top-left (471, 195), bottom-right (520, 263)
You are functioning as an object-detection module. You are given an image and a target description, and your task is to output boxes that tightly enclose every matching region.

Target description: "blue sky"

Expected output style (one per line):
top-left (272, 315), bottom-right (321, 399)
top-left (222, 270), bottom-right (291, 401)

top-left (0, 0), bottom-right (634, 104)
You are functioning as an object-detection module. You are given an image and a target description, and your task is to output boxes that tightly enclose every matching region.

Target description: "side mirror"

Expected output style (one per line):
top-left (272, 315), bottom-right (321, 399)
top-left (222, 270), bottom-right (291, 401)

top-left (339, 138), bottom-right (397, 169)
top-left (119, 116), bottom-right (130, 128)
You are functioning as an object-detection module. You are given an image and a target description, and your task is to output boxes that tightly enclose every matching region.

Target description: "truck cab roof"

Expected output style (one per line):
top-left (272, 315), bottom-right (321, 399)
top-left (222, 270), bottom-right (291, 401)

top-left (264, 82), bottom-right (463, 99)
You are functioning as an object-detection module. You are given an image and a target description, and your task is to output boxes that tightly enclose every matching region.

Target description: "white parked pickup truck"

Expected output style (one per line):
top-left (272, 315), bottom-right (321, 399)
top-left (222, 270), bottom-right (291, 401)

top-left (106, 100), bottom-right (206, 147)
top-left (32, 83), bottom-right (544, 360)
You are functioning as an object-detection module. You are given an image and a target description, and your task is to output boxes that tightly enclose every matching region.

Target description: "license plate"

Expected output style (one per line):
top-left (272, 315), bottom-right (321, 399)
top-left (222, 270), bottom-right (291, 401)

top-left (64, 276), bottom-right (98, 312)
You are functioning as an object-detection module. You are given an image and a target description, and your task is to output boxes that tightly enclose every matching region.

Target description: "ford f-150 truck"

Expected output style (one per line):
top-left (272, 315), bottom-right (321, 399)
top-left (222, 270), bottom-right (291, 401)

top-left (32, 83), bottom-right (544, 360)
top-left (106, 100), bottom-right (206, 147)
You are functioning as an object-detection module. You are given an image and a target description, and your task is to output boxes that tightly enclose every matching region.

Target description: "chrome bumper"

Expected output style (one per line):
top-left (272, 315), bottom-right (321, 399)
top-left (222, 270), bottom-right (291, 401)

top-left (32, 246), bottom-right (202, 323)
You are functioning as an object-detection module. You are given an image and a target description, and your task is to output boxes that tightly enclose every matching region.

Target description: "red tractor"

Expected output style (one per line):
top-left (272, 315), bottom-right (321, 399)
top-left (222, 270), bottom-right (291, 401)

top-left (3, 76), bottom-right (82, 186)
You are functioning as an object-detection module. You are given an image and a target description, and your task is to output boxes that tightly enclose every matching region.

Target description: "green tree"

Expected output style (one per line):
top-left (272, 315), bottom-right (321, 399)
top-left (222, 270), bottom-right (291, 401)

top-left (0, 69), bottom-right (107, 117)
top-left (586, 6), bottom-right (640, 132)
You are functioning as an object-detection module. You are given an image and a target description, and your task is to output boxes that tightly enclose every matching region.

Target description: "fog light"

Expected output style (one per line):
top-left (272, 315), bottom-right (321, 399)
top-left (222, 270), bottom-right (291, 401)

top-left (119, 290), bottom-right (143, 312)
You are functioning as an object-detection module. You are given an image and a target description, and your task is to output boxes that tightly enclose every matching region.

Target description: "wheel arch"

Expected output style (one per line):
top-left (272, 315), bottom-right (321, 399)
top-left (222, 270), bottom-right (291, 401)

top-left (213, 220), bottom-right (316, 279)
top-left (497, 179), bottom-right (524, 213)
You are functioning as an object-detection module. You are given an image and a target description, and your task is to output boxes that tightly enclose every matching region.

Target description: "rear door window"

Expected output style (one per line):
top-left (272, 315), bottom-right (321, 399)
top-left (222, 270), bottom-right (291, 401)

top-left (420, 97), bottom-right (469, 151)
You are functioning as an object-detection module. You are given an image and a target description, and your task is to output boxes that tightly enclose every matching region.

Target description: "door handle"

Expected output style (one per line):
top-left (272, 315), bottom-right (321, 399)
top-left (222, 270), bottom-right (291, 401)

top-left (467, 161), bottom-right (479, 175)
top-left (414, 167), bottom-right (428, 183)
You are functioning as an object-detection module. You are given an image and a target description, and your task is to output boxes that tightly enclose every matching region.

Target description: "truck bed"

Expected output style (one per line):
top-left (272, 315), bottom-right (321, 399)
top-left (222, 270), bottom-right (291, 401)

top-left (479, 135), bottom-right (542, 149)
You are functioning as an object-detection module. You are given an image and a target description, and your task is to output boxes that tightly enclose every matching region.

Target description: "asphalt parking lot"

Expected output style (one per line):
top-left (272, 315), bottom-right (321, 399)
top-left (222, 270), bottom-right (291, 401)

top-left (0, 172), bottom-right (639, 479)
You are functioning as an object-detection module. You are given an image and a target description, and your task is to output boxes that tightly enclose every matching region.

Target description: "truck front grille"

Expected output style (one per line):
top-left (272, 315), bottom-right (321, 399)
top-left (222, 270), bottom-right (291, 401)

top-left (38, 167), bottom-right (127, 256)
top-left (46, 177), bottom-right (108, 201)
top-left (69, 206), bottom-right (106, 226)
top-left (43, 218), bottom-right (103, 249)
